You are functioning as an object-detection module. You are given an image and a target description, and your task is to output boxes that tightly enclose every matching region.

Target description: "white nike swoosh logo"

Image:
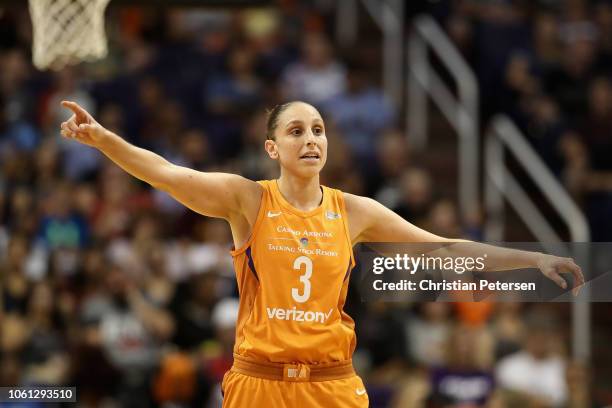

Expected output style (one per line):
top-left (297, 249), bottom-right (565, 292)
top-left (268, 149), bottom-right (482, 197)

top-left (355, 389), bottom-right (367, 396)
top-left (267, 211), bottom-right (281, 217)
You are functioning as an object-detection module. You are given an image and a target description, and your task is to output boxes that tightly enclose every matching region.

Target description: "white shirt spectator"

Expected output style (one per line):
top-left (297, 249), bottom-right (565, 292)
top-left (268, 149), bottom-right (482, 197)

top-left (281, 32), bottom-right (346, 106)
top-left (281, 61), bottom-right (346, 106)
top-left (496, 350), bottom-right (567, 406)
top-left (405, 316), bottom-right (450, 367)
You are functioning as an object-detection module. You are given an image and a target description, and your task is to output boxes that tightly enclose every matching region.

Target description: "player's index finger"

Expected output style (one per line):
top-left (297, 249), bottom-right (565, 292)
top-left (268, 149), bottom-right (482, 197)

top-left (61, 100), bottom-right (86, 116)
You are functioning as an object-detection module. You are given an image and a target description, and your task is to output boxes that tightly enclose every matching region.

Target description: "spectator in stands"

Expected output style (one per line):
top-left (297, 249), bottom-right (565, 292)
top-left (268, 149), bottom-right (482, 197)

top-left (2, 234), bottom-right (32, 315)
top-left (91, 165), bottom-right (144, 240)
top-left (204, 297), bottom-right (240, 407)
top-left (357, 302), bottom-right (408, 376)
top-left (237, 110), bottom-right (277, 181)
top-left (500, 52), bottom-right (540, 123)
top-left (354, 302), bottom-right (408, 408)
top-left (85, 265), bottom-right (174, 407)
top-left (392, 167), bottom-right (434, 227)
top-left (34, 138), bottom-right (62, 191)
top-left (469, 0), bottom-right (531, 116)
top-left (241, 9), bottom-right (294, 82)
top-left (424, 199), bottom-right (463, 239)
top-left (372, 129), bottom-right (411, 204)
top-left (204, 46), bottom-right (263, 159)
top-left (36, 181), bottom-right (90, 251)
top-left (135, 77), bottom-right (167, 148)
top-left (325, 59), bottom-right (395, 161)
top-left (429, 324), bottom-right (495, 406)
top-left (579, 76), bottom-right (612, 174)
top-left (321, 125), bottom-right (365, 195)
top-left (153, 128), bottom-right (212, 216)
top-left (446, 13), bottom-right (475, 65)
top-left (405, 303), bottom-right (452, 368)
top-left (205, 47), bottom-right (262, 115)
top-left (280, 32), bottom-right (346, 107)
top-left (533, 12), bottom-right (563, 69)
top-left (5, 185), bottom-right (36, 239)
top-left (496, 310), bottom-right (568, 406)
top-left (0, 49), bottom-right (35, 124)
top-left (544, 26), bottom-right (597, 122)
top-left (525, 94), bottom-right (567, 176)
top-left (490, 302), bottom-right (526, 360)
top-left (170, 271), bottom-right (219, 350)
top-left (565, 76), bottom-right (612, 240)
top-left (0, 95), bottom-right (40, 157)
top-left (20, 281), bottom-right (70, 387)
top-left (0, 181), bottom-right (7, 255)
top-left (594, 1), bottom-right (612, 70)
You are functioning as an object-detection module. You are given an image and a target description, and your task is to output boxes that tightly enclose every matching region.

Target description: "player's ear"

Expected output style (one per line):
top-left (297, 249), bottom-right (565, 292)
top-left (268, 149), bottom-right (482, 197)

top-left (265, 139), bottom-right (279, 160)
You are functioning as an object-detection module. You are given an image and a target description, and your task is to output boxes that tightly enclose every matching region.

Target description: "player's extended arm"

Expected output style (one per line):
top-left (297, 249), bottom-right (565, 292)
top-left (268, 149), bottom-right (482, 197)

top-left (344, 193), bottom-right (584, 295)
top-left (60, 101), bottom-right (261, 220)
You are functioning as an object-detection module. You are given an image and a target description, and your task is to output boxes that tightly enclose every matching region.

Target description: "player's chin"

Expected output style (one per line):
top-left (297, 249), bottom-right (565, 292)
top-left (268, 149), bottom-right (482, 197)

top-left (294, 161), bottom-right (324, 176)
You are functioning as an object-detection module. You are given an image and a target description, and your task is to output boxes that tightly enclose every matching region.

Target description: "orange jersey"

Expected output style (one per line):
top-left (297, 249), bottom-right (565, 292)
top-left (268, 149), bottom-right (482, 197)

top-left (230, 180), bottom-right (356, 364)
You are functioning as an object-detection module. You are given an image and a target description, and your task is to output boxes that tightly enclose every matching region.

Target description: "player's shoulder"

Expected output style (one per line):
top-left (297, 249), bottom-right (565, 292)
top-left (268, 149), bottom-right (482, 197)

top-left (342, 192), bottom-right (380, 213)
top-left (342, 192), bottom-right (383, 224)
top-left (233, 176), bottom-right (265, 198)
top-left (343, 193), bottom-right (391, 244)
top-left (341, 193), bottom-right (383, 244)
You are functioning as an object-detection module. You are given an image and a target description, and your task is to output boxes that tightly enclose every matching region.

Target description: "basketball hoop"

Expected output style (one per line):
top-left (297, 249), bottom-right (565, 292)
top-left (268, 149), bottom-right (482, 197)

top-left (28, 0), bottom-right (111, 71)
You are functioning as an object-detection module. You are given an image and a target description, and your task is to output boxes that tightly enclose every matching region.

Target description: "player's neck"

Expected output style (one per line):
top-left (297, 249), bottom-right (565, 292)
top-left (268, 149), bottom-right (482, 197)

top-left (276, 174), bottom-right (322, 212)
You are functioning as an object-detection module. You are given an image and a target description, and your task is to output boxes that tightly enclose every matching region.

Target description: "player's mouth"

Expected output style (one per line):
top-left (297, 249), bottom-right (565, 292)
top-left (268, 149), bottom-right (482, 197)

top-left (299, 152), bottom-right (321, 162)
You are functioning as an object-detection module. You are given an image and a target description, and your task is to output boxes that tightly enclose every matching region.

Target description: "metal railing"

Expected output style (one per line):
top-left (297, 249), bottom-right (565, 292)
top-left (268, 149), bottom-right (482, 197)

top-left (407, 14), bottom-right (478, 222)
top-left (361, 0), bottom-right (404, 108)
top-left (484, 116), bottom-right (590, 243)
top-left (484, 115), bottom-right (591, 361)
top-left (335, 0), bottom-right (404, 108)
top-left (335, 0), bottom-right (358, 50)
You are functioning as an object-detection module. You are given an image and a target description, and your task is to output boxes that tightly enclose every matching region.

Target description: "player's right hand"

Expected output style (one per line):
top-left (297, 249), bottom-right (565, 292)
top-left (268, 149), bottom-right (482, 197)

top-left (60, 100), bottom-right (108, 147)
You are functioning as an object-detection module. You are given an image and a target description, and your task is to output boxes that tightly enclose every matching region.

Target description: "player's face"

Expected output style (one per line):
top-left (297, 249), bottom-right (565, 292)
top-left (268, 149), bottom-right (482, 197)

top-left (266, 102), bottom-right (328, 178)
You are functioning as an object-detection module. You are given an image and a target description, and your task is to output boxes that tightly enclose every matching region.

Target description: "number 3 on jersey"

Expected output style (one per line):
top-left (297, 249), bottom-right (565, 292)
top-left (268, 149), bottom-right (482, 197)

top-left (292, 256), bottom-right (312, 303)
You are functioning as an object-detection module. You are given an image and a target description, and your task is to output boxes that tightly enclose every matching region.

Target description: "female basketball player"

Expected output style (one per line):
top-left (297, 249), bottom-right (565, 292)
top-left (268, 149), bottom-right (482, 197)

top-left (60, 100), bottom-right (583, 407)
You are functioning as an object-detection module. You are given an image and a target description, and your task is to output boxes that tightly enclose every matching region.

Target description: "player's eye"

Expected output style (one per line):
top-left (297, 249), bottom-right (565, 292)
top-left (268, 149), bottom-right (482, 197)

top-left (291, 128), bottom-right (302, 136)
top-left (313, 127), bottom-right (323, 135)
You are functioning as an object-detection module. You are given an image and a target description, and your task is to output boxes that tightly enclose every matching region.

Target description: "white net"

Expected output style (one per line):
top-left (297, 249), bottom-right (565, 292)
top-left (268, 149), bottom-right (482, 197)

top-left (29, 0), bottom-right (111, 71)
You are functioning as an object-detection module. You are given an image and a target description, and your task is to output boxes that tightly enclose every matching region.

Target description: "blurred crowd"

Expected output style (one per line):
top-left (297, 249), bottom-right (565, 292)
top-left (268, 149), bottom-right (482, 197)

top-left (440, 0), bottom-right (612, 241)
top-left (0, 0), bottom-right (610, 407)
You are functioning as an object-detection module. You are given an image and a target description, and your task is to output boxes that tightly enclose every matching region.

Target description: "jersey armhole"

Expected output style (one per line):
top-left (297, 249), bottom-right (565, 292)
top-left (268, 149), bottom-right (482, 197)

top-left (337, 190), bottom-right (356, 269)
top-left (230, 181), bottom-right (268, 257)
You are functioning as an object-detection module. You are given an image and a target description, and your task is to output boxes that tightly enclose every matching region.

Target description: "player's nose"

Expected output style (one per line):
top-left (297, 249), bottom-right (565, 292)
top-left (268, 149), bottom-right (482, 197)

top-left (305, 129), bottom-right (317, 146)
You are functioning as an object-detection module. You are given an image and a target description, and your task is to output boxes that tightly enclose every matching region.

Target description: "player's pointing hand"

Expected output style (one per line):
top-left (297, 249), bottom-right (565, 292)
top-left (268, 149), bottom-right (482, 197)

top-left (60, 100), bottom-right (108, 147)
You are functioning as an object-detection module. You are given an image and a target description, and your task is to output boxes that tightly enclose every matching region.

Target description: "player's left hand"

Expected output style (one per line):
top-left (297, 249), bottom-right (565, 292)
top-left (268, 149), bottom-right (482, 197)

top-left (536, 254), bottom-right (584, 296)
